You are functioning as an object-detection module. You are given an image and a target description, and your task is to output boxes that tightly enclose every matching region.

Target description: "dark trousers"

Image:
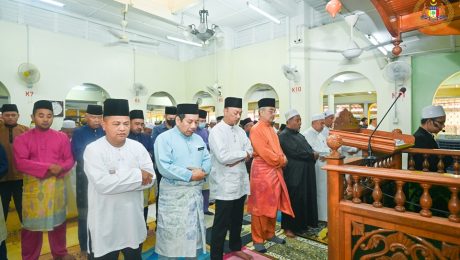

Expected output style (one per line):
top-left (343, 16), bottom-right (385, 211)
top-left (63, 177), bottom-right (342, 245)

top-left (210, 195), bottom-right (246, 260)
top-left (0, 180), bottom-right (23, 222)
top-left (88, 232), bottom-right (141, 260)
top-left (76, 163), bottom-right (89, 252)
top-left (154, 167), bottom-right (162, 228)
top-left (0, 240), bottom-right (6, 260)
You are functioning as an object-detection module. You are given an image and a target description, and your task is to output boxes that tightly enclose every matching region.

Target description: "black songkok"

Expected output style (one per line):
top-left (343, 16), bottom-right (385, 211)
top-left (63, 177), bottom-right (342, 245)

top-left (33, 100), bottom-right (53, 114)
top-left (216, 116), bottom-right (223, 121)
top-left (224, 97), bottom-right (242, 108)
top-left (129, 110), bottom-right (144, 120)
top-left (198, 109), bottom-right (207, 119)
top-left (1, 104), bottom-right (18, 113)
top-left (86, 104), bottom-right (103, 115)
top-left (258, 98), bottom-right (276, 108)
top-left (177, 104), bottom-right (198, 115)
top-left (103, 99), bottom-right (129, 117)
top-left (240, 117), bottom-right (253, 127)
top-left (165, 106), bottom-right (177, 115)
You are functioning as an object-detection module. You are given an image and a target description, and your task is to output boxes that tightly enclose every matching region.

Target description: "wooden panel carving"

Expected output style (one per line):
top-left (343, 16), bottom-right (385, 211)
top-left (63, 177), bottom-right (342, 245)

top-left (351, 222), bottom-right (460, 259)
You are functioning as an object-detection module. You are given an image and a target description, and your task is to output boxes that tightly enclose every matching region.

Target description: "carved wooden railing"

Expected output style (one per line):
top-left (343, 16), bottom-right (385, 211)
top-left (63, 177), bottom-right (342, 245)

top-left (324, 140), bottom-right (460, 260)
top-left (403, 148), bottom-right (460, 174)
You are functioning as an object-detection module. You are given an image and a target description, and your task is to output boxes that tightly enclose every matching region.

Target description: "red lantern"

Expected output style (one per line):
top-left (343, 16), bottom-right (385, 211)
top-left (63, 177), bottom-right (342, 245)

top-left (325, 0), bottom-right (342, 18)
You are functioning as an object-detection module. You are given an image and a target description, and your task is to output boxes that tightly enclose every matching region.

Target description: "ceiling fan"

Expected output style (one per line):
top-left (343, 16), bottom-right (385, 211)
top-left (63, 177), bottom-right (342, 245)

top-left (307, 14), bottom-right (393, 60)
top-left (106, 3), bottom-right (159, 47)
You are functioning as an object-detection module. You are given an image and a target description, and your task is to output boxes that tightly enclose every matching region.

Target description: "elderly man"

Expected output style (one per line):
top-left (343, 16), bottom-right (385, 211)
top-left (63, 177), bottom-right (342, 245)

top-left (84, 99), bottom-right (154, 259)
top-left (154, 103), bottom-right (211, 259)
top-left (128, 109), bottom-right (155, 228)
top-left (321, 110), bottom-right (334, 138)
top-left (0, 104), bottom-right (29, 225)
top-left (209, 97), bottom-right (253, 260)
top-left (247, 98), bottom-right (294, 253)
top-left (61, 119), bottom-right (76, 139)
top-left (71, 104), bottom-right (104, 254)
top-left (409, 105), bottom-right (451, 215)
top-left (303, 113), bottom-right (330, 222)
top-left (279, 109), bottom-right (319, 238)
top-left (14, 100), bottom-right (75, 260)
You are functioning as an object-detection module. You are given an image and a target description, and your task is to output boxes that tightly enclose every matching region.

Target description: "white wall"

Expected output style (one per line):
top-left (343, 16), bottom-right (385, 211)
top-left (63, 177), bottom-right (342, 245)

top-left (0, 21), bottom-right (186, 128)
top-left (0, 19), bottom-right (412, 135)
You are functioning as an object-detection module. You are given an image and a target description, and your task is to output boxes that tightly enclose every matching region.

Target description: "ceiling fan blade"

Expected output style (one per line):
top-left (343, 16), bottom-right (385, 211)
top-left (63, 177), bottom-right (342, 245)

top-left (130, 40), bottom-right (160, 46)
top-left (108, 29), bottom-right (123, 39)
top-left (363, 40), bottom-right (394, 51)
top-left (309, 47), bottom-right (343, 53)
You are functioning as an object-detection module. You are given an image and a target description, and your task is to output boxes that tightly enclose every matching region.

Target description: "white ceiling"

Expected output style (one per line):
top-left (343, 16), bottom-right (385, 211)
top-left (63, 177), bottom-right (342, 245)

top-left (1, 0), bottom-right (459, 60)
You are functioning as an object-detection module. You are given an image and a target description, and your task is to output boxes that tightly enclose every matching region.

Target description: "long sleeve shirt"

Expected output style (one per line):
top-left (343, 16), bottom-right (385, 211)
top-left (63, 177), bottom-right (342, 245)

top-left (303, 127), bottom-right (331, 157)
top-left (84, 137), bottom-right (154, 257)
top-left (250, 120), bottom-right (286, 168)
top-left (0, 124), bottom-right (29, 181)
top-left (154, 127), bottom-right (211, 184)
top-left (195, 127), bottom-right (209, 150)
top-left (14, 128), bottom-right (75, 179)
top-left (71, 125), bottom-right (105, 162)
top-left (128, 132), bottom-right (154, 158)
top-left (209, 121), bottom-right (253, 200)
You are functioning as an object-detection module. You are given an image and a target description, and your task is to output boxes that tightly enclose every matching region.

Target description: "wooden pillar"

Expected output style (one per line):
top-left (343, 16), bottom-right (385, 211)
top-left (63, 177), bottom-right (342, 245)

top-left (326, 134), bottom-right (345, 260)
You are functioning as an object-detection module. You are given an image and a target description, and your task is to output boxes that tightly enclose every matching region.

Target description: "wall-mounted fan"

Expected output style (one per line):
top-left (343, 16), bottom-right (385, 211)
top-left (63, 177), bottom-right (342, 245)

top-left (18, 63), bottom-right (40, 88)
top-left (282, 64), bottom-right (300, 83)
top-left (131, 48), bottom-right (148, 102)
top-left (106, 3), bottom-right (159, 47)
top-left (18, 26), bottom-right (40, 88)
top-left (206, 83), bottom-right (222, 97)
top-left (383, 61), bottom-right (411, 85)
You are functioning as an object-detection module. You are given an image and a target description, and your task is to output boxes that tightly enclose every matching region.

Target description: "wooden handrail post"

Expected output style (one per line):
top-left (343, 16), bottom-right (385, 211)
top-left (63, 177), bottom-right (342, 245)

top-left (326, 134), bottom-right (345, 260)
top-left (420, 183), bottom-right (433, 217)
top-left (394, 180), bottom-right (406, 212)
top-left (448, 186), bottom-right (460, 223)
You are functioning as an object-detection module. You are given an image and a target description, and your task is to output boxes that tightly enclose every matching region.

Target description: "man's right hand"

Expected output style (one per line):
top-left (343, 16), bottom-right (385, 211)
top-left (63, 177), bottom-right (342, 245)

top-left (141, 170), bottom-right (153, 185)
top-left (190, 168), bottom-right (206, 181)
top-left (48, 164), bottom-right (62, 175)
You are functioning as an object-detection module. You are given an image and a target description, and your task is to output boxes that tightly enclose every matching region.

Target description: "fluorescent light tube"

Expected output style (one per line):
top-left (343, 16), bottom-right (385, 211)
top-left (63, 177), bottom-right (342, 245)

top-left (247, 2), bottom-right (281, 24)
top-left (39, 0), bottom-right (65, 7)
top-left (166, 36), bottom-right (203, 47)
top-left (367, 34), bottom-right (388, 56)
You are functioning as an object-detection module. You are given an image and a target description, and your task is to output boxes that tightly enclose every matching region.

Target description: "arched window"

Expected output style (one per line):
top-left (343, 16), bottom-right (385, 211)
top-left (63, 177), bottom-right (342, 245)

top-left (146, 92), bottom-right (176, 124)
top-left (245, 84), bottom-right (279, 121)
top-left (65, 83), bottom-right (109, 125)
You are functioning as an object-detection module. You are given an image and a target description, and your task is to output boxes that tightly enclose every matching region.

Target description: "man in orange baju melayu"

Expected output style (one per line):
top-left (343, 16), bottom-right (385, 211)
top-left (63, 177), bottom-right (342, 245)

top-left (247, 98), bottom-right (294, 253)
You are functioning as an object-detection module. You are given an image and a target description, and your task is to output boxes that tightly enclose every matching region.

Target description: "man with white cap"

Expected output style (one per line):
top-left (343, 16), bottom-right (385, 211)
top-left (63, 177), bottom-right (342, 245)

top-left (321, 110), bottom-right (335, 138)
top-left (279, 109), bottom-right (319, 238)
top-left (303, 113), bottom-right (330, 221)
top-left (408, 105), bottom-right (451, 215)
top-left (61, 119), bottom-right (76, 139)
top-left (367, 116), bottom-right (377, 131)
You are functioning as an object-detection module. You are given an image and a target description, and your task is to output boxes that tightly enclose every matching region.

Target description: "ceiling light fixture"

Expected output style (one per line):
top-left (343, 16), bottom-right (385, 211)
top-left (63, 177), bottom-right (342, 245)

top-left (246, 2), bottom-right (281, 24)
top-left (166, 36), bottom-right (203, 47)
top-left (39, 0), bottom-right (65, 7)
top-left (188, 1), bottom-right (219, 43)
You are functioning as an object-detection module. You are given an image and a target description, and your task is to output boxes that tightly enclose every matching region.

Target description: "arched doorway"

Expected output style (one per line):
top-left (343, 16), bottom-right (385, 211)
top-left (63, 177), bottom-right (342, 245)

top-left (433, 71), bottom-right (460, 135)
top-left (193, 91), bottom-right (216, 121)
top-left (0, 81), bottom-right (11, 107)
top-left (321, 72), bottom-right (377, 121)
top-left (65, 83), bottom-right (109, 125)
top-left (244, 83), bottom-right (279, 121)
top-left (146, 92), bottom-right (176, 124)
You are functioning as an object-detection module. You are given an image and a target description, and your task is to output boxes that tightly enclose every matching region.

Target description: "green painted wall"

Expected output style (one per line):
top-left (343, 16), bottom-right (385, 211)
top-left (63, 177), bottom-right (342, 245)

top-left (411, 52), bottom-right (460, 132)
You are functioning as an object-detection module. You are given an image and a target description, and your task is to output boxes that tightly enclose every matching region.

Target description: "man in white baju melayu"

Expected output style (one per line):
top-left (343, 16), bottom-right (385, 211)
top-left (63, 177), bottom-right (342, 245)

top-left (303, 113), bottom-right (330, 221)
top-left (209, 97), bottom-right (253, 260)
top-left (84, 99), bottom-right (154, 260)
top-left (154, 103), bottom-right (212, 259)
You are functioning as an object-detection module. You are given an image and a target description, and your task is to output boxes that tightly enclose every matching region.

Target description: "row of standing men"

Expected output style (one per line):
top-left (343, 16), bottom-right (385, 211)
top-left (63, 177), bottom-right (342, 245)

top-left (0, 96), bottom-right (347, 260)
